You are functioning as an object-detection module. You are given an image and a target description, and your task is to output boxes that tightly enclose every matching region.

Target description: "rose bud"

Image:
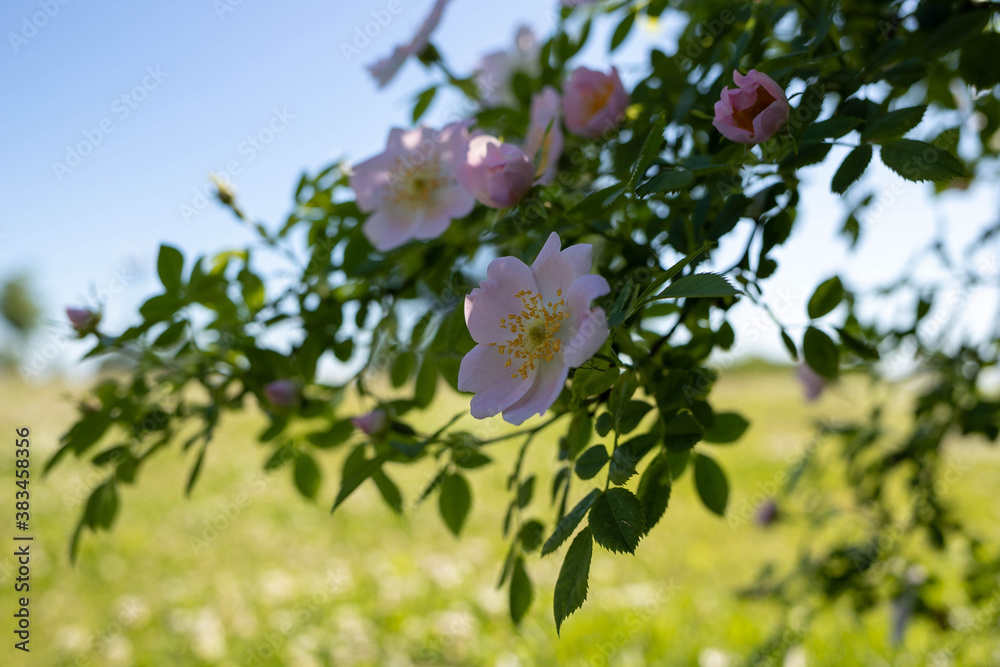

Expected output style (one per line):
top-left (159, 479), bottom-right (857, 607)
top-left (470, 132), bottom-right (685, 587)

top-left (351, 409), bottom-right (388, 437)
top-left (263, 380), bottom-right (299, 409)
top-left (456, 135), bottom-right (535, 209)
top-left (713, 69), bottom-right (790, 144)
top-left (66, 307), bottom-right (100, 335)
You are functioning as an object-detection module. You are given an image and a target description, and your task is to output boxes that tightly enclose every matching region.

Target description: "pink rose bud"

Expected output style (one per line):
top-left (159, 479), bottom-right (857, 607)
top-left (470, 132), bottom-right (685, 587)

top-left (713, 69), bottom-right (790, 144)
top-left (456, 135), bottom-right (535, 209)
top-left (66, 307), bottom-right (99, 334)
top-left (351, 409), bottom-right (388, 436)
top-left (264, 380), bottom-right (299, 409)
top-left (755, 498), bottom-right (779, 527)
top-left (796, 364), bottom-right (827, 402)
top-left (562, 66), bottom-right (629, 139)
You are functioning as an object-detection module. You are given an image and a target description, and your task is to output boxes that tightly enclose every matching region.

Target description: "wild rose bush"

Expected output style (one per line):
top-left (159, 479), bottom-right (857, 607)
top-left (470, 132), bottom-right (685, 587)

top-left (53, 0), bottom-right (1000, 651)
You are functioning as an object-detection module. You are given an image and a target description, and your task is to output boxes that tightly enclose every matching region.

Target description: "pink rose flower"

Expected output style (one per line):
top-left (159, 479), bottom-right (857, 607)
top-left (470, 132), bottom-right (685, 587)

top-left (367, 0), bottom-right (452, 88)
top-left (66, 307), bottom-right (99, 334)
top-left (459, 232), bottom-right (610, 425)
top-left (475, 26), bottom-right (539, 108)
top-left (264, 380), bottom-right (299, 409)
top-left (713, 69), bottom-right (790, 144)
top-left (351, 122), bottom-right (475, 251)
top-left (524, 87), bottom-right (564, 186)
top-left (351, 409), bottom-right (388, 436)
top-left (796, 364), bottom-right (827, 402)
top-left (456, 135), bottom-right (536, 209)
top-left (562, 66), bottom-right (629, 139)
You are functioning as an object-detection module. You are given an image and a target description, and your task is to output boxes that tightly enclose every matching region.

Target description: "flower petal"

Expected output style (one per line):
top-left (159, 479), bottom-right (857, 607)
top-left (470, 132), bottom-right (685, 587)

top-left (501, 360), bottom-right (569, 425)
top-left (459, 343), bottom-right (533, 419)
top-left (562, 308), bottom-right (609, 368)
top-left (464, 256), bottom-right (538, 344)
top-left (530, 233), bottom-right (594, 298)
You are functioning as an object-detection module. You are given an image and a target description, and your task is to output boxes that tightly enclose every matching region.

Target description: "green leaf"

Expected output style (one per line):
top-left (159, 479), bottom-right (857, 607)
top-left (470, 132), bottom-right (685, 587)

top-left (553, 527), bottom-right (593, 635)
top-left (572, 363), bottom-right (619, 400)
top-left (803, 326), bottom-right (839, 379)
top-left (185, 440), bottom-right (209, 496)
top-left (636, 169), bottom-right (695, 198)
top-left (306, 421), bottom-right (354, 449)
top-left (595, 412), bottom-right (614, 437)
top-left (509, 557), bottom-right (533, 625)
top-left (293, 453), bottom-right (321, 499)
top-left (629, 113), bottom-right (666, 190)
top-left (861, 106), bottom-right (925, 142)
top-left (694, 453), bottom-right (728, 516)
top-left (331, 450), bottom-right (389, 512)
top-left (608, 446), bottom-right (639, 486)
top-left (610, 10), bottom-right (635, 51)
top-left (390, 351), bottom-right (416, 388)
top-left (412, 86), bottom-right (437, 123)
top-left (781, 329), bottom-right (799, 361)
top-left (565, 411), bottom-right (593, 459)
top-left (637, 454), bottom-right (671, 533)
top-left (662, 410), bottom-right (704, 452)
top-left (657, 273), bottom-right (740, 300)
top-left (800, 116), bottom-right (863, 142)
top-left (156, 245), bottom-right (184, 293)
top-left (518, 475), bottom-right (535, 508)
top-left (838, 327), bottom-right (880, 361)
top-left (153, 320), bottom-right (187, 348)
top-left (808, 276), bottom-right (844, 319)
top-left (542, 488), bottom-right (600, 556)
top-left (574, 445), bottom-right (609, 481)
top-left (372, 469), bottom-right (403, 514)
top-left (519, 519), bottom-right (545, 552)
top-left (618, 400), bottom-right (653, 435)
top-left (414, 360), bottom-right (437, 408)
top-left (879, 139), bottom-right (970, 182)
top-left (139, 294), bottom-right (182, 323)
top-left (703, 412), bottom-right (749, 444)
top-left (84, 482), bottom-right (119, 530)
top-left (439, 472), bottom-right (472, 536)
top-left (960, 33), bottom-right (1000, 89)
top-left (588, 488), bottom-right (646, 554)
top-left (831, 145), bottom-right (873, 194)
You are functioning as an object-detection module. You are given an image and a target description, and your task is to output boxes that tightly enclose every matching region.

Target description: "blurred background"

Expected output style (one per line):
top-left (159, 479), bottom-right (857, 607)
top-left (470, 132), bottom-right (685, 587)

top-left (1, 0), bottom-right (999, 665)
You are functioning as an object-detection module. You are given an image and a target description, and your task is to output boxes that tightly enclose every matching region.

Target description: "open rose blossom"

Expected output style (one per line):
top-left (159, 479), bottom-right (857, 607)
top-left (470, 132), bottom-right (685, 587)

top-left (459, 233), bottom-right (610, 425)
top-left (456, 135), bottom-right (536, 209)
top-left (713, 69), bottom-right (790, 144)
top-left (351, 122), bottom-right (474, 251)
top-left (475, 26), bottom-right (539, 108)
top-left (562, 66), bottom-right (629, 139)
top-left (367, 0), bottom-right (452, 88)
top-left (351, 409), bottom-right (388, 436)
top-left (264, 380), bottom-right (299, 409)
top-left (524, 87), bottom-right (564, 186)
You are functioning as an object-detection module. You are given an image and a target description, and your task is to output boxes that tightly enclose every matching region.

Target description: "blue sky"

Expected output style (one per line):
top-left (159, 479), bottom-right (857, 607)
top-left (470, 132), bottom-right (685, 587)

top-left (1, 0), bottom-right (996, 379)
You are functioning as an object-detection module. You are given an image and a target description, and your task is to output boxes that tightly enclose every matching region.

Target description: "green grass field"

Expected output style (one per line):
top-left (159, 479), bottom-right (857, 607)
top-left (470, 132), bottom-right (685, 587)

top-left (2, 367), bottom-right (998, 666)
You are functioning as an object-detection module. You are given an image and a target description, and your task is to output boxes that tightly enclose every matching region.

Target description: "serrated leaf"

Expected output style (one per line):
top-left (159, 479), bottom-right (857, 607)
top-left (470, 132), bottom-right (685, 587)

top-left (588, 488), bottom-right (646, 554)
top-left (636, 169), bottom-right (695, 198)
top-left (439, 473), bottom-right (472, 536)
top-left (694, 453), bottom-right (728, 516)
top-left (808, 276), bottom-right (844, 319)
top-left (572, 363), bottom-right (619, 400)
top-left (861, 106), bottom-right (925, 142)
top-left (542, 488), bottom-right (600, 556)
top-left (960, 33), bottom-right (1000, 89)
top-left (831, 145), bottom-right (873, 194)
top-left (618, 400), bottom-right (653, 435)
top-left (608, 446), bottom-right (639, 486)
top-left (574, 445), bottom-right (609, 480)
top-left (800, 116), bottom-right (863, 142)
top-left (595, 412), bottom-right (614, 437)
top-left (553, 527), bottom-right (593, 634)
top-left (658, 273), bottom-right (741, 299)
top-left (803, 326), bottom-right (839, 379)
top-left (879, 139), bottom-right (969, 182)
top-left (84, 482), bottom-right (118, 530)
